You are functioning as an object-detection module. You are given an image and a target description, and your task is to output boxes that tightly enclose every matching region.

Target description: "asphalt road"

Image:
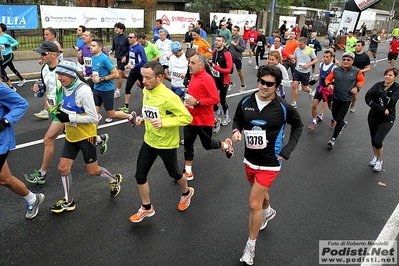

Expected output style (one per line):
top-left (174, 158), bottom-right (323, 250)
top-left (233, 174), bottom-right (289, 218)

top-left (1, 42), bottom-right (399, 266)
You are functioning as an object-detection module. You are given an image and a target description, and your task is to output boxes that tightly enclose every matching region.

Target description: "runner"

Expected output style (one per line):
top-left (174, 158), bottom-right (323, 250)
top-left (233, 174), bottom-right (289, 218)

top-left (350, 40), bottom-right (370, 113)
top-left (367, 29), bottom-right (381, 67)
top-left (229, 26), bottom-right (247, 93)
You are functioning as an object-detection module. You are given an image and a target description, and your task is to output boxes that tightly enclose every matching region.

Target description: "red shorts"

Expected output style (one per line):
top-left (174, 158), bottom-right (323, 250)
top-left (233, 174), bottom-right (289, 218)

top-left (245, 164), bottom-right (279, 188)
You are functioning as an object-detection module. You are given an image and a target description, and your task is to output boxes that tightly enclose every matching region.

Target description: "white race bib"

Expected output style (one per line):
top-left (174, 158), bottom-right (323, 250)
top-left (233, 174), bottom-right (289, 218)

top-left (46, 94), bottom-right (57, 108)
top-left (83, 57), bottom-right (92, 67)
top-left (129, 59), bottom-right (135, 66)
top-left (142, 105), bottom-right (160, 120)
top-left (244, 130), bottom-right (267, 149)
top-left (0, 45), bottom-right (5, 52)
top-left (187, 43), bottom-right (192, 49)
top-left (257, 41), bottom-right (263, 46)
top-left (210, 66), bottom-right (220, 78)
top-left (192, 44), bottom-right (198, 51)
top-left (309, 44), bottom-right (314, 48)
top-left (250, 38), bottom-right (254, 42)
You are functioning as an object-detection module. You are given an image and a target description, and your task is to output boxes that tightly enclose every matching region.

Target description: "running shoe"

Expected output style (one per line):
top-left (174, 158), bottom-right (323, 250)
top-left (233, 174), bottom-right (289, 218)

top-left (105, 117), bottom-right (113, 123)
top-left (340, 121), bottom-right (348, 134)
top-left (327, 138), bottom-right (336, 148)
top-left (317, 113), bottom-right (323, 122)
top-left (11, 86), bottom-right (17, 92)
top-left (213, 117), bottom-right (221, 133)
top-left (350, 105), bottom-right (356, 113)
top-left (180, 139), bottom-right (184, 145)
top-left (248, 58), bottom-right (253, 63)
top-left (238, 85), bottom-right (247, 93)
top-left (228, 82), bottom-right (235, 91)
top-left (99, 133), bottom-right (109, 154)
top-left (114, 89), bottom-right (121, 99)
top-left (178, 187), bottom-right (194, 211)
top-left (184, 171), bottom-right (194, 181)
top-left (34, 110), bottom-right (49, 119)
top-left (330, 118), bottom-right (336, 128)
top-left (129, 205), bottom-right (155, 223)
top-left (308, 88), bottom-right (315, 101)
top-left (221, 117), bottom-right (231, 126)
top-left (17, 79), bottom-right (27, 87)
top-left (223, 138), bottom-right (234, 159)
top-left (97, 113), bottom-right (103, 122)
top-left (369, 156), bottom-right (377, 167)
top-left (118, 105), bottom-right (129, 114)
top-left (240, 242), bottom-right (255, 265)
top-left (24, 169), bottom-right (47, 185)
top-left (308, 122), bottom-right (317, 130)
top-left (50, 198), bottom-right (76, 213)
top-left (25, 193), bottom-right (45, 219)
top-left (260, 208), bottom-right (276, 230)
top-left (110, 174), bottom-right (123, 197)
top-left (254, 66), bottom-right (259, 70)
top-left (291, 102), bottom-right (297, 109)
top-left (373, 159), bottom-right (383, 172)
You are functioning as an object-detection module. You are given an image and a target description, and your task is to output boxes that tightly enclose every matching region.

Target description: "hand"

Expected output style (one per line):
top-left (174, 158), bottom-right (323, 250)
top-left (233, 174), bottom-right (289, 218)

top-left (184, 97), bottom-right (198, 106)
top-left (232, 131), bottom-right (242, 143)
top-left (77, 50), bottom-right (82, 57)
top-left (92, 75), bottom-right (100, 83)
top-left (277, 155), bottom-right (286, 161)
top-left (136, 116), bottom-right (144, 126)
top-left (55, 110), bottom-right (70, 123)
top-left (4, 44), bottom-right (10, 47)
top-left (128, 111), bottom-right (137, 127)
top-left (150, 118), bottom-right (162, 129)
top-left (32, 84), bottom-right (39, 92)
top-left (385, 109), bottom-right (389, 115)
top-left (121, 57), bottom-right (126, 63)
top-left (350, 87), bottom-right (358, 95)
top-left (0, 119), bottom-right (9, 132)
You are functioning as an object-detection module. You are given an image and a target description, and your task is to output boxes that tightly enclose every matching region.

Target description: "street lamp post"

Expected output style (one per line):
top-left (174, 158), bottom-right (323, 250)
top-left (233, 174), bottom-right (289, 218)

top-left (388, 0), bottom-right (396, 38)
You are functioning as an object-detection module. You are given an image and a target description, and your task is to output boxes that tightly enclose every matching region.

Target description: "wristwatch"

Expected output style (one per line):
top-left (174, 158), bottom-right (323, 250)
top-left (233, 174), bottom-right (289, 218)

top-left (100, 77), bottom-right (105, 82)
top-left (195, 100), bottom-right (200, 105)
top-left (3, 118), bottom-right (9, 125)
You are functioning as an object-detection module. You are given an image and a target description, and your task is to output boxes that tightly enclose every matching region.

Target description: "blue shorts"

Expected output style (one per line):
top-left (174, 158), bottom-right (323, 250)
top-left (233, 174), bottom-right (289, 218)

top-left (293, 70), bottom-right (310, 86)
top-left (93, 89), bottom-right (114, 111)
top-left (250, 44), bottom-right (257, 52)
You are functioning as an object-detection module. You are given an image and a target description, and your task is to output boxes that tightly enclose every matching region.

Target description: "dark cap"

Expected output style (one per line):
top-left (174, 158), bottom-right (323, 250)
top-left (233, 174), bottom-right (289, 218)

top-left (273, 30), bottom-right (279, 33)
top-left (34, 41), bottom-right (61, 53)
top-left (192, 27), bottom-right (201, 34)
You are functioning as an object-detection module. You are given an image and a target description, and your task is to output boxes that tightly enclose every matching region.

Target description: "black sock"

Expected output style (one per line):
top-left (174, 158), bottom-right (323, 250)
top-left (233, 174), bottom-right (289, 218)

top-left (124, 104), bottom-right (129, 108)
top-left (182, 190), bottom-right (190, 196)
top-left (143, 203), bottom-right (152, 210)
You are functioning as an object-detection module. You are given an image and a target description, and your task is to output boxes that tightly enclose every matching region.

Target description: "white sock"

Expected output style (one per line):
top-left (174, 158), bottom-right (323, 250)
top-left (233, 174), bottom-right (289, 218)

top-left (96, 135), bottom-right (102, 143)
top-left (116, 88), bottom-right (120, 91)
top-left (24, 191), bottom-right (36, 205)
top-left (225, 109), bottom-right (229, 118)
top-left (185, 165), bottom-right (192, 174)
top-left (247, 238), bottom-right (256, 246)
top-left (312, 118), bottom-right (317, 124)
top-left (39, 169), bottom-right (47, 176)
top-left (263, 206), bottom-right (271, 216)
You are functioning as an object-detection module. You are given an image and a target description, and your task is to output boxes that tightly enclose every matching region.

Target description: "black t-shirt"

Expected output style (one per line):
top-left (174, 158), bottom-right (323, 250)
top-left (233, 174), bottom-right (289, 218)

top-left (353, 52), bottom-right (370, 73)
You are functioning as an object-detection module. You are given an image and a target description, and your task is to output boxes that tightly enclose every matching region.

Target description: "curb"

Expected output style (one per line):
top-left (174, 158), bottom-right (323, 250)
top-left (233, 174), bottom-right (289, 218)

top-left (9, 72), bottom-right (41, 82)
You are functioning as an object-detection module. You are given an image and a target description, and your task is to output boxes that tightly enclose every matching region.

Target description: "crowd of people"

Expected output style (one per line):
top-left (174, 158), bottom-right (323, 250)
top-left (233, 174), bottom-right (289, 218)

top-left (1, 18), bottom-right (399, 266)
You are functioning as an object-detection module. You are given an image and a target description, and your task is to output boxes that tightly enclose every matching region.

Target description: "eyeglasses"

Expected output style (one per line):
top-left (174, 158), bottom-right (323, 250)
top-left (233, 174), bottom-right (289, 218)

top-left (342, 58), bottom-right (352, 61)
top-left (258, 78), bottom-right (276, 87)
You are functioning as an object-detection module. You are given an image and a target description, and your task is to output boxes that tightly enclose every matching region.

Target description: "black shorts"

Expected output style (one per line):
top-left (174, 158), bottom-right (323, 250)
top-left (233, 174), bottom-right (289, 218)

top-left (388, 53), bottom-right (398, 61)
top-left (60, 138), bottom-right (97, 164)
top-left (0, 151), bottom-right (9, 172)
top-left (250, 44), bottom-right (257, 52)
top-left (314, 88), bottom-right (332, 104)
top-left (116, 58), bottom-right (128, 71)
top-left (233, 59), bottom-right (242, 71)
top-left (93, 89), bottom-right (114, 111)
top-left (293, 70), bottom-right (310, 86)
top-left (368, 47), bottom-right (377, 53)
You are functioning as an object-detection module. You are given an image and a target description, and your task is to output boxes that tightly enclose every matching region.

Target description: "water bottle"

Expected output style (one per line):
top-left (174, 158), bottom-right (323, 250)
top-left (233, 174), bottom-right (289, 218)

top-left (32, 79), bottom-right (45, 97)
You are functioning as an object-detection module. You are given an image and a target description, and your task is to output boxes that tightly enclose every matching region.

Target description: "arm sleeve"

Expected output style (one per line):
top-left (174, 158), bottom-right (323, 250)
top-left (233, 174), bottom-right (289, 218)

top-left (198, 78), bottom-right (220, 106)
top-left (70, 85), bottom-right (98, 124)
top-left (279, 104), bottom-right (303, 160)
top-left (234, 38), bottom-right (246, 53)
top-left (232, 98), bottom-right (245, 132)
top-left (365, 82), bottom-right (386, 113)
top-left (135, 47), bottom-right (148, 69)
top-left (0, 84), bottom-right (28, 124)
top-left (356, 71), bottom-right (365, 87)
top-left (214, 52), bottom-right (233, 74)
top-left (162, 96), bottom-right (193, 127)
top-left (8, 35), bottom-right (19, 47)
top-left (325, 70), bottom-right (335, 85)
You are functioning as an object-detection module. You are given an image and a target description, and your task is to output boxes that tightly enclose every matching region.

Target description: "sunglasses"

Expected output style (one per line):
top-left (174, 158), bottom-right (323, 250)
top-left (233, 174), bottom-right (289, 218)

top-left (342, 58), bottom-right (352, 61)
top-left (258, 78), bottom-right (276, 87)
top-left (128, 36), bottom-right (135, 39)
top-left (40, 52), bottom-right (56, 56)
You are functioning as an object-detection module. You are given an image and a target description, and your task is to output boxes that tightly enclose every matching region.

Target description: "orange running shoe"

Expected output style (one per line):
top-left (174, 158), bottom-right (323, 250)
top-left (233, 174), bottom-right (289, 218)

top-left (129, 205), bottom-right (155, 223)
top-left (178, 187), bottom-right (194, 211)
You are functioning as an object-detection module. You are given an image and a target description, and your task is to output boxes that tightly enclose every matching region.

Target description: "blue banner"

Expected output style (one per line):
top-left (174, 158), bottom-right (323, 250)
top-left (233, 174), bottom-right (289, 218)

top-left (0, 5), bottom-right (38, 30)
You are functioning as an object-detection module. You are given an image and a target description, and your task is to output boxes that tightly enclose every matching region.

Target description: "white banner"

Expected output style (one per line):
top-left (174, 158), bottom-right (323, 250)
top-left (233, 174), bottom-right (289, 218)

top-left (354, 0), bottom-right (381, 11)
top-left (40, 5), bottom-right (144, 29)
top-left (156, 11), bottom-right (200, 34)
top-left (279, 16), bottom-right (297, 29)
top-left (338, 10), bottom-right (360, 33)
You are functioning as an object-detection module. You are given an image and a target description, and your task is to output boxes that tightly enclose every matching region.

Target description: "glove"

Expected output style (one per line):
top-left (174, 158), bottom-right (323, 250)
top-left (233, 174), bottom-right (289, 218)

top-left (128, 111), bottom-right (137, 127)
top-left (55, 109), bottom-right (70, 123)
top-left (4, 44), bottom-right (10, 47)
top-left (309, 79), bottom-right (317, 86)
top-left (0, 119), bottom-right (9, 132)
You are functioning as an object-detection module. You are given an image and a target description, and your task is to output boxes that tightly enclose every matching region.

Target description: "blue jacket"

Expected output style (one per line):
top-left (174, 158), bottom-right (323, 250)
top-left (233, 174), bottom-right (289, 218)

top-left (0, 83), bottom-right (28, 154)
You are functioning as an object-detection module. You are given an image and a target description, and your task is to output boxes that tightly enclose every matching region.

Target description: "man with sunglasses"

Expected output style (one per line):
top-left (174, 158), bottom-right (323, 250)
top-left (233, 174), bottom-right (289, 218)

top-left (232, 65), bottom-right (303, 265)
top-left (325, 52), bottom-right (365, 148)
top-left (118, 32), bottom-right (147, 114)
top-left (24, 41), bottom-right (66, 184)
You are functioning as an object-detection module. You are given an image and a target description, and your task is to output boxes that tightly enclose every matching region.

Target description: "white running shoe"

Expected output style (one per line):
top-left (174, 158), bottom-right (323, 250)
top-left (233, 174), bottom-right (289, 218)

top-left (238, 85), bottom-right (247, 93)
top-left (369, 156), bottom-right (377, 167)
top-left (17, 79), bottom-right (26, 87)
top-left (260, 208), bottom-right (276, 230)
top-left (248, 59), bottom-right (253, 63)
top-left (114, 89), bottom-right (121, 99)
top-left (34, 110), bottom-right (49, 119)
top-left (240, 243), bottom-right (255, 265)
top-left (373, 159), bottom-right (383, 172)
top-left (105, 118), bottom-right (113, 123)
top-left (254, 66), bottom-right (259, 70)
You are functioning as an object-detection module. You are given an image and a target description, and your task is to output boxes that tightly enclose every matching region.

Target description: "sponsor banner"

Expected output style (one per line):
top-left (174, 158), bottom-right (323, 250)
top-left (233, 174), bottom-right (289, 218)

top-left (354, 0), bottom-right (381, 11)
top-left (279, 16), bottom-right (296, 30)
top-left (155, 11), bottom-right (199, 34)
top-left (210, 13), bottom-right (257, 29)
top-left (40, 5), bottom-right (144, 29)
top-left (338, 10), bottom-right (360, 33)
top-left (319, 240), bottom-right (397, 264)
top-left (0, 5), bottom-right (38, 30)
